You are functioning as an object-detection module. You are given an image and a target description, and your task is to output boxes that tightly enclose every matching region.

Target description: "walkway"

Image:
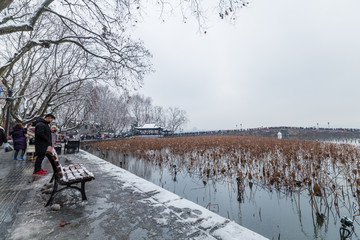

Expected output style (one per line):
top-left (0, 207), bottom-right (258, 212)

top-left (2, 149), bottom-right (267, 240)
top-left (0, 149), bottom-right (33, 240)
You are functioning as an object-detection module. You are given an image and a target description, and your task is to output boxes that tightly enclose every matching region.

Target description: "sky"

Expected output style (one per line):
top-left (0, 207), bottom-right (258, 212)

top-left (132, 0), bottom-right (360, 131)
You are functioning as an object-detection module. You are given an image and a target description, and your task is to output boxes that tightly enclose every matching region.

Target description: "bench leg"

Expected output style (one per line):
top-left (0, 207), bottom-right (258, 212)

top-left (46, 180), bottom-right (58, 207)
top-left (80, 181), bottom-right (87, 201)
top-left (49, 173), bottom-right (55, 183)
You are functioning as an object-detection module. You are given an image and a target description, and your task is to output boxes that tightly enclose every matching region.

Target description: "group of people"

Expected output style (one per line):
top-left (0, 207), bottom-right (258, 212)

top-left (0, 113), bottom-right (57, 175)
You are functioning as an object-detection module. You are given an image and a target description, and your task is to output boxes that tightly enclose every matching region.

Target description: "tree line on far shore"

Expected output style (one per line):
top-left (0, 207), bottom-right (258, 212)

top-left (82, 85), bottom-right (188, 134)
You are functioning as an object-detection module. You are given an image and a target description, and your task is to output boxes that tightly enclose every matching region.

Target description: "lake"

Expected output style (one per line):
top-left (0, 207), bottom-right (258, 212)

top-left (84, 140), bottom-right (358, 240)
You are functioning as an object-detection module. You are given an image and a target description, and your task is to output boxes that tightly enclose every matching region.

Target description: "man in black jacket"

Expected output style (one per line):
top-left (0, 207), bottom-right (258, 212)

top-left (33, 114), bottom-right (55, 175)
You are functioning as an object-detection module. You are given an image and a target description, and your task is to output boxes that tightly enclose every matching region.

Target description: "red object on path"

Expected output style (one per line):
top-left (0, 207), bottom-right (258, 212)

top-left (33, 169), bottom-right (46, 175)
top-left (59, 221), bottom-right (70, 227)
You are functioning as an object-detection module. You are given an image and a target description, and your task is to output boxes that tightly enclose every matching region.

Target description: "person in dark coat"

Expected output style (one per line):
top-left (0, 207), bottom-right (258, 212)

top-left (0, 125), bottom-right (7, 146)
top-left (11, 123), bottom-right (27, 160)
top-left (34, 114), bottom-right (55, 175)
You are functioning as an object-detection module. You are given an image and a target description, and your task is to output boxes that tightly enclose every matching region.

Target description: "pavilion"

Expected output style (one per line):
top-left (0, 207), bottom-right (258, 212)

top-left (136, 124), bottom-right (164, 137)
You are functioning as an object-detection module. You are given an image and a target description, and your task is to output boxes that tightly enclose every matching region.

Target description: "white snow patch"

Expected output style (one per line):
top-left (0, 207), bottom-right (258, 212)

top-left (136, 197), bottom-right (162, 206)
top-left (212, 222), bottom-right (268, 240)
top-left (153, 217), bottom-right (169, 225)
top-left (10, 220), bottom-right (54, 240)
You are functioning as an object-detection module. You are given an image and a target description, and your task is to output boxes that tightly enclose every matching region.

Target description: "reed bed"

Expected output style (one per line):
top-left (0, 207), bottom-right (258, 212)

top-left (90, 135), bottom-right (360, 221)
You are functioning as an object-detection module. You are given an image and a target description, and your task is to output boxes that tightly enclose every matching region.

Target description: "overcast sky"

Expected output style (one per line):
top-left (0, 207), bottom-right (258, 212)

top-left (133, 0), bottom-right (360, 131)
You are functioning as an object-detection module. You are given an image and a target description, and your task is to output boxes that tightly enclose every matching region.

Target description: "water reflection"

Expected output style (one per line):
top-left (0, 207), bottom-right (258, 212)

top-left (85, 146), bottom-right (359, 240)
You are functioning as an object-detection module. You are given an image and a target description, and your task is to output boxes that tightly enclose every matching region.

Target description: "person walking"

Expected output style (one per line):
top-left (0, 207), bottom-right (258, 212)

top-left (11, 123), bottom-right (27, 160)
top-left (0, 125), bottom-right (7, 147)
top-left (26, 124), bottom-right (36, 161)
top-left (50, 125), bottom-right (57, 147)
top-left (33, 114), bottom-right (55, 175)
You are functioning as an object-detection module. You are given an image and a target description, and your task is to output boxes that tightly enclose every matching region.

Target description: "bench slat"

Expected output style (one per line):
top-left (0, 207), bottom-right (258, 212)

top-left (58, 163), bottom-right (94, 184)
top-left (81, 166), bottom-right (95, 178)
top-left (69, 165), bottom-right (82, 180)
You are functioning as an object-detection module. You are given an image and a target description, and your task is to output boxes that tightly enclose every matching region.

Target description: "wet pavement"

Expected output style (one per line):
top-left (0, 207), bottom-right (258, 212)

top-left (0, 147), bottom-right (34, 240)
top-left (1, 149), bottom-right (267, 240)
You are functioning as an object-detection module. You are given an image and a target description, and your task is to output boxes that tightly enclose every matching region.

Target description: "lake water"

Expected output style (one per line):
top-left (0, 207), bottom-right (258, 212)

top-left (84, 146), bottom-right (358, 240)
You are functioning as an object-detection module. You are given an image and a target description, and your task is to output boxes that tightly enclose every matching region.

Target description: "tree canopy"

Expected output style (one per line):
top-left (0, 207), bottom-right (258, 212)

top-left (0, 0), bottom-right (247, 128)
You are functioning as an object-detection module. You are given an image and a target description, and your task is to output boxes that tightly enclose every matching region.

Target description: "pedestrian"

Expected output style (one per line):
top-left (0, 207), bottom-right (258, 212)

top-left (11, 123), bottom-right (27, 160)
top-left (26, 124), bottom-right (36, 160)
top-left (50, 125), bottom-right (57, 147)
top-left (0, 124), bottom-right (7, 147)
top-left (33, 114), bottom-right (55, 175)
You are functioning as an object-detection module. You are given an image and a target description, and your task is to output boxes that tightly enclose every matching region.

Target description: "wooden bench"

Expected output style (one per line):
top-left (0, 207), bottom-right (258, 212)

top-left (45, 149), bottom-right (95, 207)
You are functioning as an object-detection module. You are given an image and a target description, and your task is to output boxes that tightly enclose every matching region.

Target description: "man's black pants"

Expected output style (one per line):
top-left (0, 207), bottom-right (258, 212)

top-left (34, 152), bottom-right (46, 172)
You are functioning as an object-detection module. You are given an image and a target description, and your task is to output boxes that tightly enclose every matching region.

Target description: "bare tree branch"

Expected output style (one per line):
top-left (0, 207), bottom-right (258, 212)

top-left (0, 0), bottom-right (14, 13)
top-left (0, 0), bottom-right (54, 35)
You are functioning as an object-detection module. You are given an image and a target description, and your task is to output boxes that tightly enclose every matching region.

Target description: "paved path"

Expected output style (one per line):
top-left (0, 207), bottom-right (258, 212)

top-left (0, 148), bottom-right (34, 240)
top-left (2, 150), bottom-right (267, 240)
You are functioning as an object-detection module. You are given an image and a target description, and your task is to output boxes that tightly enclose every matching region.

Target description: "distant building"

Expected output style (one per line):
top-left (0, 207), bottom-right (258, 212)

top-left (277, 131), bottom-right (282, 139)
top-left (78, 121), bottom-right (101, 136)
top-left (136, 124), bottom-right (165, 137)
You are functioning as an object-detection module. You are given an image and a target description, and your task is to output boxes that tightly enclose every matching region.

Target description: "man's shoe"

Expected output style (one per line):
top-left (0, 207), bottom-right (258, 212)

top-left (40, 169), bottom-right (48, 173)
top-left (19, 156), bottom-right (24, 160)
top-left (33, 170), bottom-right (46, 175)
top-left (13, 157), bottom-right (17, 160)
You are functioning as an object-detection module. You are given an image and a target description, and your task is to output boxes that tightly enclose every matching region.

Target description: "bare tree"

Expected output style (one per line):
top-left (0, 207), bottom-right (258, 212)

top-left (0, 0), bottom-right (153, 83)
top-left (112, 96), bottom-right (132, 133)
top-left (127, 93), bottom-right (162, 127)
top-left (167, 107), bottom-right (188, 132)
top-left (152, 106), bottom-right (166, 127)
top-left (127, 94), bottom-right (141, 126)
top-left (85, 85), bottom-right (132, 134)
top-left (0, 0), bottom-right (248, 80)
top-left (0, 0), bottom-right (153, 123)
top-left (81, 87), bottom-right (188, 134)
top-left (128, 94), bottom-right (189, 131)
top-left (0, 0), bottom-right (245, 126)
top-left (0, 2), bottom-right (152, 123)
top-left (142, 96), bottom-right (153, 124)
top-left (54, 83), bottom-right (96, 131)
top-left (0, 26), bottom-right (105, 124)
